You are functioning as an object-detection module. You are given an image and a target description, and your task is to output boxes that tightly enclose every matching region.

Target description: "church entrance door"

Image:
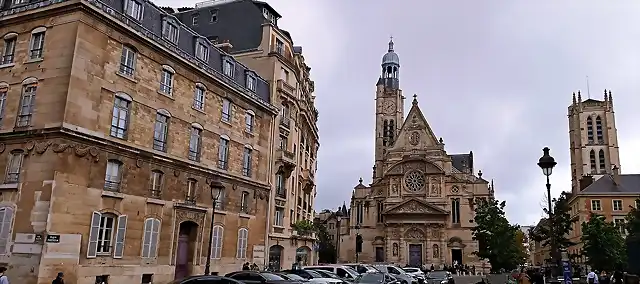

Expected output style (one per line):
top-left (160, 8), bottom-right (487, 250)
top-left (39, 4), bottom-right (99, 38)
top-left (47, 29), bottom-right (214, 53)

top-left (408, 244), bottom-right (422, 267)
top-left (451, 248), bottom-right (463, 265)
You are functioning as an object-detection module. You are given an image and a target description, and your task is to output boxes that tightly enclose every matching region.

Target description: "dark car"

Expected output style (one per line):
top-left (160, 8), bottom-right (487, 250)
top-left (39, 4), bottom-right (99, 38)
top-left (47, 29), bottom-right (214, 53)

top-left (169, 275), bottom-right (246, 284)
top-left (281, 269), bottom-right (326, 280)
top-left (426, 271), bottom-right (454, 284)
top-left (226, 271), bottom-right (301, 284)
top-left (354, 272), bottom-right (399, 284)
top-left (274, 273), bottom-right (310, 282)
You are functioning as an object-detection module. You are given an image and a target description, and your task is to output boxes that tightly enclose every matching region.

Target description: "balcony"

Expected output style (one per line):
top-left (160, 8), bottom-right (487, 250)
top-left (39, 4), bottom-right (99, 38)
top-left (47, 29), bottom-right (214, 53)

top-left (291, 230), bottom-right (317, 241)
top-left (277, 79), bottom-right (296, 99)
top-left (301, 169), bottom-right (315, 193)
top-left (275, 148), bottom-right (296, 178)
top-left (279, 117), bottom-right (291, 129)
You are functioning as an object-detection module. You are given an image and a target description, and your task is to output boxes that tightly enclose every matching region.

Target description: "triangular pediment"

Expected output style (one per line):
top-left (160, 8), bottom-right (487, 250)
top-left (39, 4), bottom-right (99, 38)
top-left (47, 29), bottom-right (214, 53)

top-left (389, 97), bottom-right (440, 151)
top-left (383, 198), bottom-right (448, 215)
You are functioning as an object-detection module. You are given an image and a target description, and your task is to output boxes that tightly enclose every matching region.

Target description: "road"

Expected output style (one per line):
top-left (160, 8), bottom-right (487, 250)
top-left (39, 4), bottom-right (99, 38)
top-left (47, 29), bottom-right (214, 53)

top-left (453, 275), bottom-right (483, 284)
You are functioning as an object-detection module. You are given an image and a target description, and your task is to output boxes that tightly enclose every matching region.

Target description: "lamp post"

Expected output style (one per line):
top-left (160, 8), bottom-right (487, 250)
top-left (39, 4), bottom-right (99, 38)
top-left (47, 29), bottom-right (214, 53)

top-left (204, 177), bottom-right (225, 275)
top-left (538, 147), bottom-right (557, 275)
top-left (335, 211), bottom-right (343, 264)
top-left (355, 224), bottom-right (362, 263)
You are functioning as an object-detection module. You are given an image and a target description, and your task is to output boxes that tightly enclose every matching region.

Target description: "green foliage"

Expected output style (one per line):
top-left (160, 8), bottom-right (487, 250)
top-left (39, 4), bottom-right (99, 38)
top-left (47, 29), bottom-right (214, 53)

top-left (625, 198), bottom-right (640, 275)
top-left (581, 213), bottom-right (626, 272)
top-left (471, 198), bottom-right (527, 272)
top-left (529, 192), bottom-right (577, 266)
top-left (292, 219), bottom-right (315, 235)
top-left (313, 221), bottom-right (337, 263)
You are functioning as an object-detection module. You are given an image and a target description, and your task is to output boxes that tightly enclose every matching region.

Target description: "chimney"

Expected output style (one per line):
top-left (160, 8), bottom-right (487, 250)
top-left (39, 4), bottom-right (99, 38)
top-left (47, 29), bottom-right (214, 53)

top-left (579, 175), bottom-right (594, 191)
top-left (612, 165), bottom-right (621, 186)
top-left (215, 39), bottom-right (233, 53)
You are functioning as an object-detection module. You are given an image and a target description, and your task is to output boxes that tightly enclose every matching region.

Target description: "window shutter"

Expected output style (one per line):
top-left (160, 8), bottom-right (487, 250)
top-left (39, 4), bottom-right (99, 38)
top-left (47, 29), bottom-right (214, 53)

top-left (141, 219), bottom-right (152, 258)
top-left (150, 219), bottom-right (160, 258)
top-left (114, 215), bottom-right (128, 258)
top-left (87, 211), bottom-right (101, 258)
top-left (0, 208), bottom-right (14, 255)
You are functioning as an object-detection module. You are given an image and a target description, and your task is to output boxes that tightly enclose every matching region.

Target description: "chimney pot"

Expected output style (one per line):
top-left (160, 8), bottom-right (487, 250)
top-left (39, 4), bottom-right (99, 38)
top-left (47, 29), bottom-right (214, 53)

top-left (612, 165), bottom-right (621, 186)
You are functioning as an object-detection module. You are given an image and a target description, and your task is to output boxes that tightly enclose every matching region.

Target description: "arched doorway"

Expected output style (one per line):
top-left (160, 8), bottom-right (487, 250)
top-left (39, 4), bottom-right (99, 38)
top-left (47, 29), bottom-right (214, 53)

top-left (268, 245), bottom-right (284, 271)
top-left (296, 246), bottom-right (311, 266)
top-left (175, 221), bottom-right (199, 280)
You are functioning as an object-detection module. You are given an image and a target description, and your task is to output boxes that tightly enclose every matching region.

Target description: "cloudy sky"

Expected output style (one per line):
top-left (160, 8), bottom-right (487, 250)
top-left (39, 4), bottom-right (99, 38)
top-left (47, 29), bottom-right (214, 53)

top-left (158, 0), bottom-right (640, 226)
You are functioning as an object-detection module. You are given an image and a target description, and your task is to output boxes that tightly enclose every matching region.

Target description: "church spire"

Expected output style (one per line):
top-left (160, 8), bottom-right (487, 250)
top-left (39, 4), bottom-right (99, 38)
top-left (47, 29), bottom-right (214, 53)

top-left (378, 37), bottom-right (400, 89)
top-left (388, 36), bottom-right (395, 52)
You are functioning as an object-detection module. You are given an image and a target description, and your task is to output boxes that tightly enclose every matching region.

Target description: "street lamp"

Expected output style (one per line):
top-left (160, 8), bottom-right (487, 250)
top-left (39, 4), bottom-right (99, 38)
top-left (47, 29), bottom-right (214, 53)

top-left (335, 210), bottom-right (343, 263)
top-left (537, 147), bottom-right (557, 275)
top-left (204, 176), bottom-right (225, 275)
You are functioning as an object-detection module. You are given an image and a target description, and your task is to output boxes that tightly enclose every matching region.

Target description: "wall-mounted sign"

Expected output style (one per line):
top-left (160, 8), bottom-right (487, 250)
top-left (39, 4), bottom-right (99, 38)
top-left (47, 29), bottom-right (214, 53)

top-left (45, 235), bottom-right (60, 243)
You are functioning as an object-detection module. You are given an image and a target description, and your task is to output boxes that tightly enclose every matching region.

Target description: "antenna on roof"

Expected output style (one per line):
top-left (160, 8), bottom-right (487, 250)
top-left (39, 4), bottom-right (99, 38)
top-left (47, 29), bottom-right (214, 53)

top-left (586, 76), bottom-right (591, 99)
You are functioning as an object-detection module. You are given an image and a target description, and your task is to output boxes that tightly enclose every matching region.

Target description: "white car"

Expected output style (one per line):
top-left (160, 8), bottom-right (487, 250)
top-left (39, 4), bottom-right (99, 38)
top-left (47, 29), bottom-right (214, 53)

top-left (403, 267), bottom-right (425, 278)
top-left (304, 265), bottom-right (360, 281)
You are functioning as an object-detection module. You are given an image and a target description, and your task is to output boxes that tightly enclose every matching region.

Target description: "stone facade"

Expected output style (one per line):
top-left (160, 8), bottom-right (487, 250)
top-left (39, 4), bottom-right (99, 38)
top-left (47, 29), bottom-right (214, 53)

top-left (0, 0), bottom-right (279, 283)
top-left (337, 40), bottom-right (492, 268)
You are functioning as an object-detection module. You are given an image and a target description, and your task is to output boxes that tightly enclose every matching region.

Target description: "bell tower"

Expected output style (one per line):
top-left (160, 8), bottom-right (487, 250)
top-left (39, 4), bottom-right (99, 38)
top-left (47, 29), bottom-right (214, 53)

top-left (374, 38), bottom-right (405, 178)
top-left (568, 89), bottom-right (620, 194)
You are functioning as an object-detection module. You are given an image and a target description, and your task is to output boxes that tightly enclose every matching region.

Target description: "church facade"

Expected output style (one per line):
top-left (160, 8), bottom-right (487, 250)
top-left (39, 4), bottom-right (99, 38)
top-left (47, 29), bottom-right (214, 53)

top-left (337, 39), bottom-right (494, 269)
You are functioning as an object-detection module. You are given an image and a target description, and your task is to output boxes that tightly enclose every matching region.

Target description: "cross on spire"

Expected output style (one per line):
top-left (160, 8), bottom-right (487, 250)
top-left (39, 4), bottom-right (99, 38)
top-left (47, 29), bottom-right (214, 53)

top-left (412, 94), bottom-right (418, 105)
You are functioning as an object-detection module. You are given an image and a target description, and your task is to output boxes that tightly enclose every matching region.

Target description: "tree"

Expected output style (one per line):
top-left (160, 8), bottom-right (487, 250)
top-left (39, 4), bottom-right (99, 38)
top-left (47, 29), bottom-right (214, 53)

top-left (581, 213), bottom-right (626, 272)
top-left (515, 230), bottom-right (530, 264)
top-left (472, 198), bottom-right (527, 272)
top-left (313, 221), bottom-right (337, 264)
top-left (529, 192), bottom-right (577, 270)
top-left (625, 198), bottom-right (640, 275)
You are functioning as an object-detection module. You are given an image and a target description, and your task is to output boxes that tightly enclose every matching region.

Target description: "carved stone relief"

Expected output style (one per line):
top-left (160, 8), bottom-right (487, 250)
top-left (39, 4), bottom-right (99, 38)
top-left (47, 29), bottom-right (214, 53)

top-left (392, 200), bottom-right (434, 214)
top-left (430, 178), bottom-right (441, 195)
top-left (409, 131), bottom-right (420, 146)
top-left (390, 178), bottom-right (399, 194)
top-left (22, 140), bottom-right (101, 162)
top-left (404, 227), bottom-right (425, 239)
top-left (176, 210), bottom-right (205, 225)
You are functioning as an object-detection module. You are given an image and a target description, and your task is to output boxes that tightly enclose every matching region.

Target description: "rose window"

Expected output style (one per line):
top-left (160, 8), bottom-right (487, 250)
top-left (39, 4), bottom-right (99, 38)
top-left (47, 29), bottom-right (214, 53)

top-left (404, 171), bottom-right (425, 191)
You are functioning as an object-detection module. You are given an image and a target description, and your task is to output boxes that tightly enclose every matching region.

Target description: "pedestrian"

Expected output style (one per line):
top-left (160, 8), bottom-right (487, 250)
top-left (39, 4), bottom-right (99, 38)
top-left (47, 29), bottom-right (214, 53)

top-left (0, 267), bottom-right (8, 284)
top-left (611, 270), bottom-right (623, 284)
top-left (242, 262), bottom-right (250, 270)
top-left (52, 272), bottom-right (64, 284)
top-left (587, 269), bottom-right (599, 284)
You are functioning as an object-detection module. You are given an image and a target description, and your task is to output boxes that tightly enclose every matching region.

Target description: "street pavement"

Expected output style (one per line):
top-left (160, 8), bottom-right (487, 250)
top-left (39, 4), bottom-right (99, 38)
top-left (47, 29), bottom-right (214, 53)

top-left (453, 275), bottom-right (483, 284)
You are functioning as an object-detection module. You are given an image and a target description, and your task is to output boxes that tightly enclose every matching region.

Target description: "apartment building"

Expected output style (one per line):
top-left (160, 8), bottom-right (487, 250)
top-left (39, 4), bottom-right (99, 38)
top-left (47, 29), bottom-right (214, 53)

top-left (0, 0), bottom-right (279, 282)
top-left (173, 0), bottom-right (321, 271)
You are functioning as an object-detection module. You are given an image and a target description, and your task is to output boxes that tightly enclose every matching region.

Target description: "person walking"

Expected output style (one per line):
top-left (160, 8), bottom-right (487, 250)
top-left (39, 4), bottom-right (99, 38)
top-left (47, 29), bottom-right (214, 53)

top-left (587, 269), bottom-right (599, 284)
top-left (52, 272), bottom-right (64, 284)
top-left (0, 267), bottom-right (8, 284)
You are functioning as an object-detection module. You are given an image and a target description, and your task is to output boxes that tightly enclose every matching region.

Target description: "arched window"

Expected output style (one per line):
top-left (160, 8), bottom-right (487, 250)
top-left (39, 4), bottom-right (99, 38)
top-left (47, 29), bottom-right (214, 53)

top-left (595, 116), bottom-right (603, 143)
top-left (211, 225), bottom-right (224, 259)
top-left (149, 170), bottom-right (164, 198)
top-left (598, 149), bottom-right (606, 172)
top-left (382, 120), bottom-right (388, 146)
top-left (0, 207), bottom-right (15, 255)
top-left (586, 117), bottom-right (594, 143)
top-left (589, 150), bottom-right (596, 173)
top-left (16, 78), bottom-right (38, 127)
top-left (236, 228), bottom-right (248, 259)
top-left (389, 120), bottom-right (395, 143)
top-left (141, 218), bottom-right (160, 258)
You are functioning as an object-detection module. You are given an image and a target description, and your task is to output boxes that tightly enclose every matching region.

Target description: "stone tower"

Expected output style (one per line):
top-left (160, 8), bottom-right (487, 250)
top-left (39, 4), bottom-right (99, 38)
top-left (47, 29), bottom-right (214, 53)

top-left (568, 89), bottom-right (620, 194)
top-left (374, 38), bottom-right (405, 179)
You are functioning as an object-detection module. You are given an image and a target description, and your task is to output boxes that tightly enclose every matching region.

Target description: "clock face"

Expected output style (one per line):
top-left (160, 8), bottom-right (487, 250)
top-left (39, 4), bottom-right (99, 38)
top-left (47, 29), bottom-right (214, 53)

top-left (384, 101), bottom-right (396, 114)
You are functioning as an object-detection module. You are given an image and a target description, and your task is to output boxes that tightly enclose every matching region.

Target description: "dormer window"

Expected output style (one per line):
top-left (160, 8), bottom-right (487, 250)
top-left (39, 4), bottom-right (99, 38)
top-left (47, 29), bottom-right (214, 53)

top-left (195, 38), bottom-right (209, 62)
top-left (275, 39), bottom-right (284, 55)
top-left (210, 10), bottom-right (218, 22)
top-left (162, 17), bottom-right (180, 44)
top-left (192, 14), bottom-right (199, 26)
top-left (246, 72), bottom-right (257, 92)
top-left (222, 57), bottom-right (235, 78)
top-left (124, 0), bottom-right (144, 21)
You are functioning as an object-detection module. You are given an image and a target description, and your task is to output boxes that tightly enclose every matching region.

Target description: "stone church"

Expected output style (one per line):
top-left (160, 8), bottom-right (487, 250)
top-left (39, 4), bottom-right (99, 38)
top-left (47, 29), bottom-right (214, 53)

top-left (337, 39), bottom-right (494, 268)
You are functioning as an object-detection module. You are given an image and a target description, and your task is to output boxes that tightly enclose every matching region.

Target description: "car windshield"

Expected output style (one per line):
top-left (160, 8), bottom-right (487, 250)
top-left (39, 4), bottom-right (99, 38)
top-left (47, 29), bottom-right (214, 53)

top-left (356, 273), bottom-right (385, 283)
top-left (343, 266), bottom-right (360, 276)
top-left (262, 273), bottom-right (286, 280)
top-left (403, 268), bottom-right (419, 273)
top-left (285, 274), bottom-right (306, 280)
top-left (304, 270), bottom-right (323, 278)
top-left (314, 270), bottom-right (340, 278)
top-left (428, 271), bottom-right (448, 279)
top-left (391, 266), bottom-right (407, 274)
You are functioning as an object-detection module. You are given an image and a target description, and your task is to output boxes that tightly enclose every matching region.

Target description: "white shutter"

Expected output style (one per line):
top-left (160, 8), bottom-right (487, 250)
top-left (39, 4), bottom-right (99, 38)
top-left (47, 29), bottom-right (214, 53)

top-left (242, 229), bottom-right (248, 259)
top-left (113, 215), bottom-right (128, 258)
top-left (211, 226), bottom-right (223, 259)
top-left (150, 219), bottom-right (160, 258)
top-left (0, 208), bottom-right (13, 255)
top-left (237, 228), bottom-right (247, 259)
top-left (87, 211), bottom-right (101, 258)
top-left (141, 218), bottom-right (152, 258)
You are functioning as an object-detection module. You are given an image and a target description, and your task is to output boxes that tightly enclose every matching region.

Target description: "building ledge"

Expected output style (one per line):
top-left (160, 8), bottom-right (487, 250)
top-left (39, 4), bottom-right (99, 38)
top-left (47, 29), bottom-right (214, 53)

top-left (101, 190), bottom-right (124, 199)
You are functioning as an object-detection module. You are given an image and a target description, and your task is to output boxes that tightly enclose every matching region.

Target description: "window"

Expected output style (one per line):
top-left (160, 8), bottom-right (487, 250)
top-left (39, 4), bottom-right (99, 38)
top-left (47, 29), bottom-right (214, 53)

top-left (149, 170), bottom-right (163, 198)
top-left (16, 83), bottom-right (36, 127)
top-left (188, 125), bottom-right (202, 161)
top-left (595, 116), bottom-right (603, 143)
top-left (192, 14), bottom-right (199, 25)
top-left (236, 228), bottom-right (248, 259)
top-left (0, 207), bottom-right (14, 255)
top-left (119, 46), bottom-right (136, 76)
top-left (275, 174), bottom-right (285, 196)
top-left (195, 41), bottom-right (208, 61)
top-left (87, 212), bottom-right (128, 258)
top-left (124, 0), bottom-right (143, 21)
top-left (153, 111), bottom-right (170, 152)
top-left (590, 199), bottom-right (601, 211)
top-left (223, 58), bottom-right (235, 78)
top-left (636, 199), bottom-right (640, 209)
top-left (598, 149), bottom-right (606, 172)
top-left (193, 85), bottom-right (205, 110)
top-left (613, 200), bottom-right (623, 211)
top-left (104, 160), bottom-right (123, 191)
top-left (0, 85), bottom-right (6, 126)
top-left (162, 19), bottom-right (179, 43)
top-left (614, 218), bottom-right (626, 235)
top-left (279, 135), bottom-right (287, 150)
top-left (275, 39), bottom-right (284, 55)
top-left (110, 94), bottom-right (131, 139)
top-left (141, 218), bottom-right (160, 258)
top-left (210, 10), bottom-right (218, 22)
top-left (242, 147), bottom-right (252, 177)
top-left (355, 202), bottom-right (363, 224)
top-left (377, 201), bottom-right (384, 223)
top-left (215, 188), bottom-right (225, 210)
top-left (451, 198), bottom-right (461, 224)
top-left (280, 68), bottom-right (289, 82)
top-left (218, 136), bottom-right (229, 170)
top-left (274, 207), bottom-right (284, 226)
top-left (221, 99), bottom-right (232, 122)
top-left (246, 74), bottom-right (256, 91)
top-left (211, 225), bottom-right (223, 259)
top-left (29, 30), bottom-right (45, 60)
top-left (586, 117), bottom-right (593, 143)
top-left (589, 150), bottom-right (596, 173)
top-left (245, 111), bottom-right (254, 132)
top-left (4, 150), bottom-right (24, 183)
top-left (240, 191), bottom-right (249, 213)
top-left (159, 67), bottom-right (174, 95)
top-left (1, 35), bottom-right (16, 65)
top-left (186, 179), bottom-right (197, 203)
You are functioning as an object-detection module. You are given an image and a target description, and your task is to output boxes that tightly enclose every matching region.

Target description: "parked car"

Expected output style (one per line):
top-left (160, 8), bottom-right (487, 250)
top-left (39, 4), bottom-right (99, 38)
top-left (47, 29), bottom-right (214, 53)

top-left (354, 272), bottom-right (399, 284)
top-left (310, 269), bottom-right (352, 283)
top-left (343, 264), bottom-right (377, 274)
top-left (225, 271), bottom-right (301, 284)
top-left (425, 270), bottom-right (454, 284)
top-left (304, 265), bottom-right (360, 281)
top-left (402, 268), bottom-right (425, 284)
top-left (281, 269), bottom-right (343, 284)
top-left (169, 275), bottom-right (247, 284)
top-left (371, 265), bottom-right (417, 284)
